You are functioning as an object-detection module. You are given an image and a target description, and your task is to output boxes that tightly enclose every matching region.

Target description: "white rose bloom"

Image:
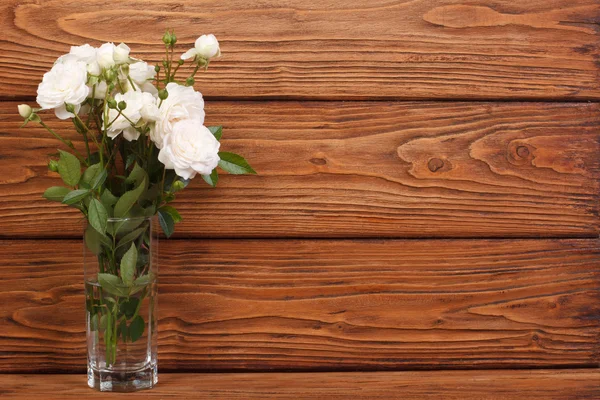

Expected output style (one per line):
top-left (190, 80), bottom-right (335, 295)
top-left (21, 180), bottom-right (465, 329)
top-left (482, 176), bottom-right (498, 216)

top-left (57, 44), bottom-right (101, 76)
top-left (105, 90), bottom-right (143, 141)
top-left (181, 34), bottom-right (221, 61)
top-left (151, 82), bottom-right (205, 148)
top-left (140, 92), bottom-right (160, 122)
top-left (158, 119), bottom-right (220, 179)
top-left (129, 61), bottom-right (156, 84)
top-left (36, 58), bottom-right (89, 119)
top-left (105, 90), bottom-right (159, 141)
top-left (97, 43), bottom-right (116, 69)
top-left (87, 61), bottom-right (101, 76)
top-left (88, 81), bottom-right (108, 99)
top-left (127, 61), bottom-right (157, 94)
top-left (113, 43), bottom-right (131, 64)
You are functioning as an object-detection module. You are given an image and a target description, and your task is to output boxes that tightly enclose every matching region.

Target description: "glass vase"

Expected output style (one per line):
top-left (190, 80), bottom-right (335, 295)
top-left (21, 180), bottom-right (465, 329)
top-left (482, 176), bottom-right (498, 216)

top-left (84, 216), bottom-right (158, 391)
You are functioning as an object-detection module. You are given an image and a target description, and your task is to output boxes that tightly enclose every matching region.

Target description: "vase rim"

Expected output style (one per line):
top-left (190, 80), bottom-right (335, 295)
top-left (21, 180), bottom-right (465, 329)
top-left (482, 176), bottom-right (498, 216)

top-left (105, 216), bottom-right (154, 222)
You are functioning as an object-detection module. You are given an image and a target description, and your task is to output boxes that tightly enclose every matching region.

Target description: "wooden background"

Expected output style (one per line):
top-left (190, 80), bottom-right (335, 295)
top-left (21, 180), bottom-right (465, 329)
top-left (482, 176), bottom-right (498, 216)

top-left (1, 0), bottom-right (599, 397)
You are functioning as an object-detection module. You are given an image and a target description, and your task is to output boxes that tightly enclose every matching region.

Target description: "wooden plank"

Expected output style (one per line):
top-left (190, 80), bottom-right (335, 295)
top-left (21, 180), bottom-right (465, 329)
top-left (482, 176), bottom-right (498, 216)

top-left (1, 101), bottom-right (599, 238)
top-left (1, 370), bottom-right (598, 399)
top-left (1, 239), bottom-right (598, 373)
top-left (1, 0), bottom-right (599, 100)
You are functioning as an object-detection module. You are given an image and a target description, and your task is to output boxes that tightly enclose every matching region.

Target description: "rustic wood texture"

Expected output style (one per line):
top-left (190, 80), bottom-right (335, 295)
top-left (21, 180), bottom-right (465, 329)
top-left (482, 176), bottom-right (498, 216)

top-left (1, 370), bottom-right (599, 399)
top-left (1, 0), bottom-right (600, 100)
top-left (1, 101), bottom-right (599, 238)
top-left (1, 239), bottom-right (598, 373)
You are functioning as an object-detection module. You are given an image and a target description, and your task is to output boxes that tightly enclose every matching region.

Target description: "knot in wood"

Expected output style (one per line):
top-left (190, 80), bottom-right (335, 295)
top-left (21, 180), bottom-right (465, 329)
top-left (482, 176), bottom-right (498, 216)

top-left (310, 158), bottom-right (327, 166)
top-left (516, 146), bottom-right (530, 158)
top-left (428, 158), bottom-right (444, 172)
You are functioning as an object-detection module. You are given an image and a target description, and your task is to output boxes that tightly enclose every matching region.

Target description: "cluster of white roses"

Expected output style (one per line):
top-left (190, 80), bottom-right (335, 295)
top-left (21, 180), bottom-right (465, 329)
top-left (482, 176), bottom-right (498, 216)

top-left (30, 35), bottom-right (223, 180)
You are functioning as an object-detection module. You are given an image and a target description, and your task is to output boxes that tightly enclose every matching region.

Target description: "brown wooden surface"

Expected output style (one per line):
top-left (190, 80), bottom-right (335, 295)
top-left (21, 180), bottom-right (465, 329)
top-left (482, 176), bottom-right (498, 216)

top-left (2, 101), bottom-right (599, 238)
top-left (1, 370), bottom-right (599, 399)
top-left (1, 0), bottom-right (600, 100)
top-left (1, 239), bottom-right (598, 373)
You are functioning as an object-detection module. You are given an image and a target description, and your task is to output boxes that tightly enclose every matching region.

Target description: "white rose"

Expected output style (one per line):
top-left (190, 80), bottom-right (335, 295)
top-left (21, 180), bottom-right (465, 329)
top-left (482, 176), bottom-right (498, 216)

top-left (140, 92), bottom-right (160, 122)
top-left (105, 90), bottom-right (143, 141)
top-left (105, 90), bottom-right (159, 141)
top-left (181, 34), bottom-right (221, 61)
top-left (88, 81), bottom-right (108, 99)
top-left (158, 119), bottom-right (220, 179)
top-left (97, 43), bottom-right (116, 69)
top-left (113, 43), bottom-right (131, 64)
top-left (129, 61), bottom-right (156, 84)
top-left (57, 44), bottom-right (101, 76)
top-left (127, 61), bottom-right (157, 94)
top-left (150, 82), bottom-right (205, 148)
top-left (68, 44), bottom-right (97, 63)
top-left (87, 61), bottom-right (101, 76)
top-left (36, 58), bottom-right (89, 119)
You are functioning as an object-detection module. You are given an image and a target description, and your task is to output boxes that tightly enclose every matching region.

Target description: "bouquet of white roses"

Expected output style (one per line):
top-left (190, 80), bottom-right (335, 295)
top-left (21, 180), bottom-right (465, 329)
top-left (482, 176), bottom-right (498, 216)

top-left (18, 31), bottom-right (255, 371)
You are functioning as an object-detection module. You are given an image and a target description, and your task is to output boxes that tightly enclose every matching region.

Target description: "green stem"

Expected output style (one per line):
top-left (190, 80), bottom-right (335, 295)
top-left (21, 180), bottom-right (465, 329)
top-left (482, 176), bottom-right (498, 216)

top-left (171, 62), bottom-right (182, 80)
top-left (189, 64), bottom-right (200, 80)
top-left (126, 75), bottom-right (137, 91)
top-left (39, 120), bottom-right (87, 163)
top-left (165, 47), bottom-right (171, 82)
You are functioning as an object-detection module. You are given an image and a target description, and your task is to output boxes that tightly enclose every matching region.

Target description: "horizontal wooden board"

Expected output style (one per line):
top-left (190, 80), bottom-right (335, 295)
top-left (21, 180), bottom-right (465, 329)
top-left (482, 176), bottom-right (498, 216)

top-left (1, 239), bottom-right (598, 373)
top-left (1, 101), bottom-right (599, 238)
top-left (1, 370), bottom-right (599, 399)
top-left (1, 0), bottom-right (600, 100)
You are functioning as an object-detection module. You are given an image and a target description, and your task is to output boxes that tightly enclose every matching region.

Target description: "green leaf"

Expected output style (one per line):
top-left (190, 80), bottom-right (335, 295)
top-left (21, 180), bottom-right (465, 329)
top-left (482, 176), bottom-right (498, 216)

top-left (57, 150), bottom-right (81, 186)
top-left (129, 315), bottom-right (145, 342)
top-left (84, 225), bottom-right (111, 255)
top-left (113, 176), bottom-right (147, 218)
top-left (125, 154), bottom-right (136, 170)
top-left (201, 168), bottom-right (218, 187)
top-left (159, 205), bottom-right (182, 223)
top-left (98, 273), bottom-right (129, 297)
top-left (88, 198), bottom-right (108, 234)
top-left (130, 274), bottom-right (151, 296)
top-left (158, 208), bottom-right (174, 238)
top-left (62, 189), bottom-right (90, 205)
top-left (112, 216), bottom-right (145, 237)
top-left (120, 243), bottom-right (138, 287)
top-left (90, 168), bottom-right (107, 190)
top-left (218, 152), bottom-right (257, 175)
top-left (133, 274), bottom-right (151, 287)
top-left (125, 163), bottom-right (148, 189)
top-left (81, 163), bottom-right (101, 185)
top-left (208, 125), bottom-right (223, 141)
top-left (43, 186), bottom-right (70, 202)
top-left (139, 184), bottom-right (161, 203)
top-left (116, 226), bottom-right (147, 250)
top-left (119, 298), bottom-right (139, 319)
top-left (100, 189), bottom-right (118, 206)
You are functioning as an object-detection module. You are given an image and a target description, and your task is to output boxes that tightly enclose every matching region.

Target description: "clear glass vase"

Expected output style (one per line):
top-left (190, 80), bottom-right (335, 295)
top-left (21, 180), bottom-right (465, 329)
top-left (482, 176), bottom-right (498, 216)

top-left (84, 216), bottom-right (158, 391)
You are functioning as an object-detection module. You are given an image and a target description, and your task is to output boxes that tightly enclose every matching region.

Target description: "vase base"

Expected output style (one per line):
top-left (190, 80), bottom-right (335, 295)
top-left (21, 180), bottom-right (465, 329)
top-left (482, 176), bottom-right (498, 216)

top-left (88, 363), bottom-right (157, 392)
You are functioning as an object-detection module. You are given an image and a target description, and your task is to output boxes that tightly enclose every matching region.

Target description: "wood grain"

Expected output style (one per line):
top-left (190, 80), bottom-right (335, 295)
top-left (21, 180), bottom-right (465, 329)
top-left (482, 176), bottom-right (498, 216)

top-left (1, 370), bottom-right (599, 399)
top-left (1, 239), bottom-right (598, 373)
top-left (1, 0), bottom-right (599, 100)
top-left (1, 101), bottom-right (599, 238)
